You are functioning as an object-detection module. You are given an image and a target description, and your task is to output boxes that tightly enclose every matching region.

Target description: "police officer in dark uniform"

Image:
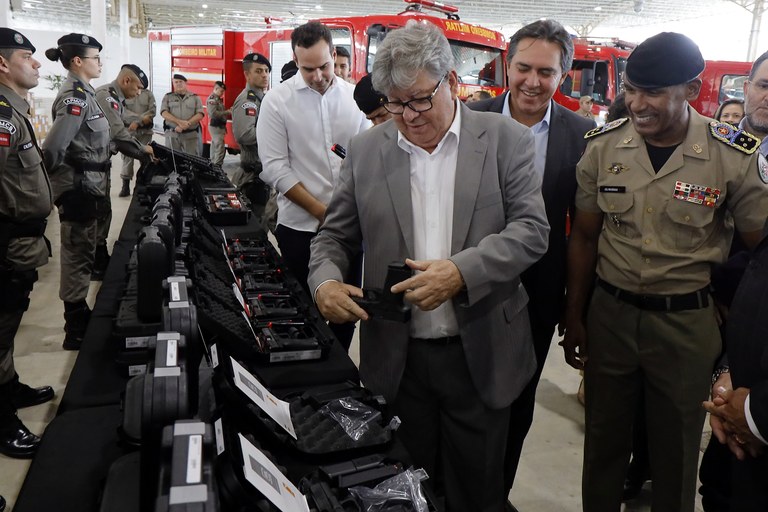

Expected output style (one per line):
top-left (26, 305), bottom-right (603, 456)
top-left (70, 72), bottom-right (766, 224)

top-left (231, 53), bottom-right (274, 229)
top-left (90, 64), bottom-right (155, 280)
top-left (42, 33), bottom-right (111, 350)
top-left (563, 32), bottom-right (768, 512)
top-left (0, 28), bottom-right (55, 459)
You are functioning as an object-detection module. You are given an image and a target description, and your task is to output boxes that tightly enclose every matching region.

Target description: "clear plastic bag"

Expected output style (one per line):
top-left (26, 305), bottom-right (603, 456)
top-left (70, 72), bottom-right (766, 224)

top-left (318, 397), bottom-right (381, 441)
top-left (347, 468), bottom-right (429, 512)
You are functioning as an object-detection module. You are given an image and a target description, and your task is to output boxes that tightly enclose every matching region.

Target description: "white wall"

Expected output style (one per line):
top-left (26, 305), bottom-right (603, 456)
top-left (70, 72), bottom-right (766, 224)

top-left (6, 16), bottom-right (150, 99)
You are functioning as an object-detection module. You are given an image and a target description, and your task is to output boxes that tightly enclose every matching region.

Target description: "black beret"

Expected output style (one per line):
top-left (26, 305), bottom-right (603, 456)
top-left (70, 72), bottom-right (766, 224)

top-left (625, 32), bottom-right (704, 89)
top-left (57, 33), bottom-right (102, 51)
top-left (354, 74), bottom-right (386, 115)
top-left (172, 74), bottom-right (187, 82)
top-left (281, 61), bottom-right (298, 82)
top-left (214, 80), bottom-right (225, 90)
top-left (0, 29), bottom-right (35, 53)
top-left (243, 53), bottom-right (272, 72)
top-left (122, 64), bottom-right (148, 89)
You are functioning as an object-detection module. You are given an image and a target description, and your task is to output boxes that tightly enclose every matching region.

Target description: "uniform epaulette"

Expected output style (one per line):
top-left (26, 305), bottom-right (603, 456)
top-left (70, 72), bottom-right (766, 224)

top-left (709, 121), bottom-right (760, 155)
top-left (72, 80), bottom-right (87, 100)
top-left (584, 117), bottom-right (629, 139)
top-left (0, 96), bottom-right (13, 120)
top-left (108, 86), bottom-right (119, 100)
top-left (246, 90), bottom-right (257, 100)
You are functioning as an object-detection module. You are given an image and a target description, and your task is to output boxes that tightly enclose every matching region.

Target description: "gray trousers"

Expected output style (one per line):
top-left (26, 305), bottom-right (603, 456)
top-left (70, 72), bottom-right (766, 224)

top-left (59, 218), bottom-right (97, 303)
top-left (164, 130), bottom-right (201, 156)
top-left (209, 126), bottom-right (226, 166)
top-left (121, 131), bottom-right (153, 180)
top-left (96, 173), bottom-right (112, 246)
top-left (582, 285), bottom-right (721, 512)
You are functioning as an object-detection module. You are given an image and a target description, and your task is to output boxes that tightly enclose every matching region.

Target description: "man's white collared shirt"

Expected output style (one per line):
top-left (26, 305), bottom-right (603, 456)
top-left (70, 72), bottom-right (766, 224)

top-left (258, 73), bottom-right (370, 233)
top-left (397, 101), bottom-right (462, 338)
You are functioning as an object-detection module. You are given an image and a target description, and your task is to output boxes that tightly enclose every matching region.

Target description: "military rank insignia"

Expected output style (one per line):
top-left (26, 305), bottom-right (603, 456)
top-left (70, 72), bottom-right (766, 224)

top-left (606, 162), bottom-right (628, 174)
top-left (758, 153), bottom-right (768, 184)
top-left (584, 117), bottom-right (629, 139)
top-left (674, 180), bottom-right (720, 208)
top-left (708, 121), bottom-right (759, 154)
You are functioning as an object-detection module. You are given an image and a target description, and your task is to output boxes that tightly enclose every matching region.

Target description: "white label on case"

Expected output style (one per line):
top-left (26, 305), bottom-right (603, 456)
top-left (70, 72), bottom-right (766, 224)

top-left (186, 434), bottom-right (202, 484)
top-left (214, 418), bottom-right (225, 455)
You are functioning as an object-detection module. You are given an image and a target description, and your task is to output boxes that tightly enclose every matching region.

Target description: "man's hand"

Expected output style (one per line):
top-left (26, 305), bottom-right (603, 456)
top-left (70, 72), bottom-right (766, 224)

top-left (703, 387), bottom-right (765, 459)
top-left (315, 280), bottom-right (368, 324)
top-left (559, 315), bottom-right (588, 370)
top-left (389, 258), bottom-right (464, 311)
top-left (141, 115), bottom-right (153, 127)
top-left (144, 145), bottom-right (157, 162)
top-left (128, 121), bottom-right (140, 132)
top-left (174, 125), bottom-right (184, 133)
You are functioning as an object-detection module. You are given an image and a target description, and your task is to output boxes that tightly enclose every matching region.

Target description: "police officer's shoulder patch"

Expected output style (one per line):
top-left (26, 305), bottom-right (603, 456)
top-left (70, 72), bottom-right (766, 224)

top-left (584, 117), bottom-right (629, 140)
top-left (709, 121), bottom-right (759, 155)
top-left (758, 153), bottom-right (768, 184)
top-left (72, 81), bottom-right (87, 100)
top-left (246, 90), bottom-right (259, 101)
top-left (0, 95), bottom-right (13, 120)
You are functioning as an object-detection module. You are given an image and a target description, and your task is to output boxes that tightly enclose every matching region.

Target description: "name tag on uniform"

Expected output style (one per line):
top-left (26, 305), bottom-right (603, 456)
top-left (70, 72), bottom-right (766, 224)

top-left (599, 185), bottom-right (626, 193)
top-left (673, 180), bottom-right (720, 208)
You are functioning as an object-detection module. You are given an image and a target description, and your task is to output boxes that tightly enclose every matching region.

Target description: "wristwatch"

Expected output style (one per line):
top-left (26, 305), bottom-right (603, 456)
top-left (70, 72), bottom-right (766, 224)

top-left (711, 365), bottom-right (730, 387)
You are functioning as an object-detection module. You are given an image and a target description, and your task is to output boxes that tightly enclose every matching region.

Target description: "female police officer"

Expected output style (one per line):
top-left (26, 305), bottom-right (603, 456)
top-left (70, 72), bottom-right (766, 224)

top-left (42, 33), bottom-right (110, 350)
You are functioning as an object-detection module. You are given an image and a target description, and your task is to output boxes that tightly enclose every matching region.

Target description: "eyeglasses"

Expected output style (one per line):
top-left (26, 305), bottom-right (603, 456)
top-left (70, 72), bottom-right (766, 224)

top-left (81, 55), bottom-right (101, 63)
top-left (383, 74), bottom-right (447, 115)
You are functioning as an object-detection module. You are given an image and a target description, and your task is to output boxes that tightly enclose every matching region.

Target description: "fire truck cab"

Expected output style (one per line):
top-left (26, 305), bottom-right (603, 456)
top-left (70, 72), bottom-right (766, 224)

top-left (691, 60), bottom-right (751, 118)
top-left (553, 37), bottom-right (634, 123)
top-left (148, 0), bottom-right (507, 154)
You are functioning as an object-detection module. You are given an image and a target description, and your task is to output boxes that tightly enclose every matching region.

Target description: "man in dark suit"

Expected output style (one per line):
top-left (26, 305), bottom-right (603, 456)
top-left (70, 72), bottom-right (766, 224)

top-left (468, 20), bottom-right (595, 500)
top-left (468, 20), bottom-right (595, 502)
top-left (308, 20), bottom-right (549, 511)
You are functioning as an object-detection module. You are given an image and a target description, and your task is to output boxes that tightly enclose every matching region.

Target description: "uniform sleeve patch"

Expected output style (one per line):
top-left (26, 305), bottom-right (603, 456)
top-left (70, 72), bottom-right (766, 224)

top-left (758, 153), bottom-right (768, 184)
top-left (584, 117), bottom-right (629, 139)
top-left (68, 104), bottom-right (82, 116)
top-left (63, 97), bottom-right (87, 108)
top-left (0, 133), bottom-right (10, 147)
top-left (106, 96), bottom-right (120, 110)
top-left (0, 119), bottom-right (17, 134)
top-left (242, 102), bottom-right (258, 117)
top-left (709, 121), bottom-right (759, 155)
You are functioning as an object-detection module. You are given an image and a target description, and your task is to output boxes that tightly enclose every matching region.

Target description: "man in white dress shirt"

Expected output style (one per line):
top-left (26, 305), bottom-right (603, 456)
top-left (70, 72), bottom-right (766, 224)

top-left (257, 21), bottom-right (369, 351)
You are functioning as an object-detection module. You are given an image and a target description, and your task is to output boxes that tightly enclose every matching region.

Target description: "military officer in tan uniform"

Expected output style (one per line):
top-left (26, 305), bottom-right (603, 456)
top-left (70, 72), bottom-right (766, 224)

top-left (43, 33), bottom-right (110, 350)
top-left (0, 28), bottom-right (55, 459)
top-left (231, 53), bottom-right (275, 231)
top-left (120, 87), bottom-right (156, 196)
top-left (562, 32), bottom-right (768, 512)
top-left (160, 73), bottom-right (203, 155)
top-left (206, 80), bottom-right (228, 166)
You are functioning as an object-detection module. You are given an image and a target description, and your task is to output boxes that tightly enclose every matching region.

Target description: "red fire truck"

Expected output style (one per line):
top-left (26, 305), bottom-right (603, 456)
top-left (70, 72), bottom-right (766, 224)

top-left (553, 37), bottom-right (634, 123)
top-left (148, 0), bottom-right (507, 154)
top-left (691, 60), bottom-right (751, 118)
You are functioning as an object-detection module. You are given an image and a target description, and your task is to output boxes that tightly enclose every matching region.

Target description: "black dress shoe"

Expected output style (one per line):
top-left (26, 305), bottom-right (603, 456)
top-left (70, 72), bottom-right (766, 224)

top-left (11, 381), bottom-right (54, 409)
top-left (0, 494), bottom-right (6, 512)
top-left (622, 473), bottom-right (648, 501)
top-left (0, 414), bottom-right (41, 459)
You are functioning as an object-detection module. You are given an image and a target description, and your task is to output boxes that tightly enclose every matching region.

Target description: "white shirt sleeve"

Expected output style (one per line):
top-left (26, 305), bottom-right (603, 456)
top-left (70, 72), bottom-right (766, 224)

top-left (256, 92), bottom-right (300, 195)
top-left (745, 393), bottom-right (768, 445)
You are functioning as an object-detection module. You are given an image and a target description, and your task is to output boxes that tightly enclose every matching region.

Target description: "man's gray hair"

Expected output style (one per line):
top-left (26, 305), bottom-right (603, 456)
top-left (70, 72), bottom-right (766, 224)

top-left (372, 20), bottom-right (453, 95)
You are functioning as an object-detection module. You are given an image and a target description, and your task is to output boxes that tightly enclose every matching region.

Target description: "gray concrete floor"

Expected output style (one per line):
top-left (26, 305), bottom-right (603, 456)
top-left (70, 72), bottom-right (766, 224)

top-left (0, 153), bottom-right (709, 511)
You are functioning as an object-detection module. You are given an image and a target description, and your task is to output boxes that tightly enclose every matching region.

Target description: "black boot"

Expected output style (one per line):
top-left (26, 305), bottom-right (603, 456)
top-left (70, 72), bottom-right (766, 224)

top-left (0, 494), bottom-right (6, 511)
top-left (63, 301), bottom-right (91, 351)
top-left (9, 373), bottom-right (54, 409)
top-left (91, 242), bottom-right (111, 281)
top-left (0, 390), bottom-right (41, 459)
top-left (118, 178), bottom-right (130, 197)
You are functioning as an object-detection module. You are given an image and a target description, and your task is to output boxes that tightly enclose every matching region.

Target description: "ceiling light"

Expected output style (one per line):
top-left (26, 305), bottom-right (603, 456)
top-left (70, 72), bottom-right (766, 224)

top-left (198, 12), bottom-right (204, 17)
top-left (594, 6), bottom-right (602, 11)
top-left (202, 4), bottom-right (208, 8)
top-left (315, 4), bottom-right (322, 9)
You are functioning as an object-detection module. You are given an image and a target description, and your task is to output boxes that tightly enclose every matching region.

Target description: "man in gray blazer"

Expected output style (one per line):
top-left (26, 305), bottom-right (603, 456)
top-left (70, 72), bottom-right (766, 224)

top-left (308, 21), bottom-right (549, 512)
top-left (468, 20), bottom-right (595, 502)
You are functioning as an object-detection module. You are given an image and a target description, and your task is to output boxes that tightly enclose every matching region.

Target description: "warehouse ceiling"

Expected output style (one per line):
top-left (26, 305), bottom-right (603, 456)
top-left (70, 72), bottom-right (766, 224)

top-left (7, 0), bottom-right (757, 36)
